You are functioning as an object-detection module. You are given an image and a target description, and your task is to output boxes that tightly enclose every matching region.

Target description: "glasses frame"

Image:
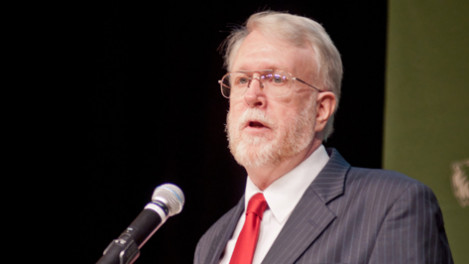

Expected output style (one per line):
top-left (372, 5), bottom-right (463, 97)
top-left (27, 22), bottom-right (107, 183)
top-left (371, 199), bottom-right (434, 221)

top-left (218, 69), bottom-right (323, 99)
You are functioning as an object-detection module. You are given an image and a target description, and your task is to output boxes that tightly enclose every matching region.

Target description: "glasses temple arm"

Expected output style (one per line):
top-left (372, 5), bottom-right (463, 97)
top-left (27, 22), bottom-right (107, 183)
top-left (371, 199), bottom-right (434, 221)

top-left (293, 77), bottom-right (322, 92)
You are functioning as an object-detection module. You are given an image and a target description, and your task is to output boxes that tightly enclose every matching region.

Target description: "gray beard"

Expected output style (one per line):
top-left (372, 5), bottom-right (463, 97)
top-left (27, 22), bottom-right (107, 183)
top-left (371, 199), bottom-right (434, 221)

top-left (226, 105), bottom-right (316, 168)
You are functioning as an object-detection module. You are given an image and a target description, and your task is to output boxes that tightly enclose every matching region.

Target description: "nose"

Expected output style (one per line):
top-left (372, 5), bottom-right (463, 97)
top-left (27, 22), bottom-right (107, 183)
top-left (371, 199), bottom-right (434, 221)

top-left (244, 75), bottom-right (266, 108)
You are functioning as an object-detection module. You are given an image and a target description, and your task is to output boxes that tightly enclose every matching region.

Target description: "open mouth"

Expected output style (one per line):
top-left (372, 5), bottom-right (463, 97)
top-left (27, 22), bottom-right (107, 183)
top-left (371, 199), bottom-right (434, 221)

top-left (248, 121), bottom-right (266, 128)
top-left (244, 119), bottom-right (271, 131)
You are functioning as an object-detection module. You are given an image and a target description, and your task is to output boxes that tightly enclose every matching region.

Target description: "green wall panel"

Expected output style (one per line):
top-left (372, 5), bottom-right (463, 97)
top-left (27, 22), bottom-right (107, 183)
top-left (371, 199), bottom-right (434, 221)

top-left (384, 1), bottom-right (469, 262)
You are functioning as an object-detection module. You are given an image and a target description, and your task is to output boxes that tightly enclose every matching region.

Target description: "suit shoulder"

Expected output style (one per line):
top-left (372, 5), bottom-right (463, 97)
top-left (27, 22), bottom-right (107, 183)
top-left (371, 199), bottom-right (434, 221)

top-left (349, 166), bottom-right (420, 183)
top-left (340, 167), bottom-right (441, 219)
top-left (347, 167), bottom-right (432, 194)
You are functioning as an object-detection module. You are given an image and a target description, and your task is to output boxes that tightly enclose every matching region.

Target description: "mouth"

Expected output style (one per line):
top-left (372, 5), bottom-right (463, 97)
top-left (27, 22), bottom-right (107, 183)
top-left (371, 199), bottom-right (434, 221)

top-left (243, 119), bottom-right (270, 132)
top-left (248, 121), bottom-right (266, 128)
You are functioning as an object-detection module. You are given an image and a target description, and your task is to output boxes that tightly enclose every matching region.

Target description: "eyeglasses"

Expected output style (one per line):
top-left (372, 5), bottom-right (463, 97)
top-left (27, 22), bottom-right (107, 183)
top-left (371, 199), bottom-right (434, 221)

top-left (218, 69), bottom-right (322, 98)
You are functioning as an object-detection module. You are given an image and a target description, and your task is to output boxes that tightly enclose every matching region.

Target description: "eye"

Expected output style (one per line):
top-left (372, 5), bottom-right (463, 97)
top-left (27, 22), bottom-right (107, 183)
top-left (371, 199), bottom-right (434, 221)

top-left (270, 73), bottom-right (288, 85)
top-left (233, 74), bottom-right (250, 87)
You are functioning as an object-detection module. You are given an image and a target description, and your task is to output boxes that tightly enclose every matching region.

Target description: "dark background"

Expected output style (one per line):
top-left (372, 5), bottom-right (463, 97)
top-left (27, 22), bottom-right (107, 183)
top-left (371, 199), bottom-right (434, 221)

top-left (73, 1), bottom-right (387, 263)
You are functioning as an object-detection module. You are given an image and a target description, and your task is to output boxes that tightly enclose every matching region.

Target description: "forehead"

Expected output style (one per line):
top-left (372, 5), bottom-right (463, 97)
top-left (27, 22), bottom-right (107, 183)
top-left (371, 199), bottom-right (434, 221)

top-left (230, 30), bottom-right (316, 75)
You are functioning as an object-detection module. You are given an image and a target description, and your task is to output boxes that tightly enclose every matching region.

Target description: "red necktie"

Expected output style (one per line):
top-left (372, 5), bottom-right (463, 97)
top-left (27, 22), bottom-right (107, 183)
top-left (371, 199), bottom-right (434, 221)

top-left (230, 193), bottom-right (268, 264)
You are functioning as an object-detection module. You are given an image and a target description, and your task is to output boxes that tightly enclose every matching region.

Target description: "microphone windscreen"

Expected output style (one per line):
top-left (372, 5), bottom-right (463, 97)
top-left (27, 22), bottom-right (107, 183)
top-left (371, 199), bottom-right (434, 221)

top-left (152, 183), bottom-right (185, 217)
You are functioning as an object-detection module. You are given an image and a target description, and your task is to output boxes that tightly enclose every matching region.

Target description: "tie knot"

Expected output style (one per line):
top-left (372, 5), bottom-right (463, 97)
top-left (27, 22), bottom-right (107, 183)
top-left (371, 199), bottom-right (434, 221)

top-left (246, 193), bottom-right (268, 219)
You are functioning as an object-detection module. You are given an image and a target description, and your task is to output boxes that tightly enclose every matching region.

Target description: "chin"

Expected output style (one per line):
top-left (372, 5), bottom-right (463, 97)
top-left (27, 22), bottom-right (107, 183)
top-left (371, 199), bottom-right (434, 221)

top-left (230, 137), bottom-right (277, 168)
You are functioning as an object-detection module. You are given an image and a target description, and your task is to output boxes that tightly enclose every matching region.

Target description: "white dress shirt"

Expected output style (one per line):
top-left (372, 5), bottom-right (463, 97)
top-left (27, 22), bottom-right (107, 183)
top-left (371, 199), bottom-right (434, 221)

top-left (219, 145), bottom-right (330, 264)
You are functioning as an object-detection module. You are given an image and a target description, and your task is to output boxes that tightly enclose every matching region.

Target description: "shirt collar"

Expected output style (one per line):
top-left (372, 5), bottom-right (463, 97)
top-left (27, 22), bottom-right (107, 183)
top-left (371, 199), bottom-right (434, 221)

top-left (245, 145), bottom-right (330, 224)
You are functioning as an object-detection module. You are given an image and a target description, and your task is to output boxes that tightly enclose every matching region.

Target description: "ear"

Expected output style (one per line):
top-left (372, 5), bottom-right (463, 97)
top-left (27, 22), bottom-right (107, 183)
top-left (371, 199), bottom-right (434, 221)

top-left (314, 91), bottom-right (336, 133)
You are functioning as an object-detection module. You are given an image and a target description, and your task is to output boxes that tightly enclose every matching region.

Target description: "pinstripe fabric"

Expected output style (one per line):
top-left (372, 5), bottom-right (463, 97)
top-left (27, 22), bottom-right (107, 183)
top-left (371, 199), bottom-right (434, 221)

top-left (194, 149), bottom-right (453, 264)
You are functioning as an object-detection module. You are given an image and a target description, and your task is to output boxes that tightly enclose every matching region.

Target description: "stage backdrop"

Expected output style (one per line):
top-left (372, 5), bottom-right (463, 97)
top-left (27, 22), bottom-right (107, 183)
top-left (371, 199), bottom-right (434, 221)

top-left (384, 1), bottom-right (469, 263)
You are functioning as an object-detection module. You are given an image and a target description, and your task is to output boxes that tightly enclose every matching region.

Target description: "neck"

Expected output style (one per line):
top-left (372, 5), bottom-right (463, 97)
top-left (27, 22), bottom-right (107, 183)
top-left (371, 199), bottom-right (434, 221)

top-left (245, 138), bottom-right (323, 190)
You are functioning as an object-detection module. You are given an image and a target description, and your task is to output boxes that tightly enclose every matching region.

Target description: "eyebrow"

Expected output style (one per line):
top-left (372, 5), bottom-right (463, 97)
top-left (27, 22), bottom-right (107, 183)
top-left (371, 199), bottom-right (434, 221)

top-left (235, 69), bottom-right (275, 73)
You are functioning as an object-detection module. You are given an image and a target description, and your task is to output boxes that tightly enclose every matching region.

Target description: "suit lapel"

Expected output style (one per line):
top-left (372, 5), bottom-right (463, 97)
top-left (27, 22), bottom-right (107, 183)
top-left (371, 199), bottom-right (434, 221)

top-left (206, 197), bottom-right (245, 264)
top-left (261, 148), bottom-right (350, 263)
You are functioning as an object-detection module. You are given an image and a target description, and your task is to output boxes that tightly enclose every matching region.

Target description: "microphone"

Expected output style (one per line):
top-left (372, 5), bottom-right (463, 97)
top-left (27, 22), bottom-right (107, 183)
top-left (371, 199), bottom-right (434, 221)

top-left (97, 183), bottom-right (185, 264)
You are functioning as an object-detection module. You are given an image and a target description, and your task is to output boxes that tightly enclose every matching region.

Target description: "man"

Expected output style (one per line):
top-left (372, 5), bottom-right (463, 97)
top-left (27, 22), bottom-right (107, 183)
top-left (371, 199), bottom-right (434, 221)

top-left (195, 11), bottom-right (453, 264)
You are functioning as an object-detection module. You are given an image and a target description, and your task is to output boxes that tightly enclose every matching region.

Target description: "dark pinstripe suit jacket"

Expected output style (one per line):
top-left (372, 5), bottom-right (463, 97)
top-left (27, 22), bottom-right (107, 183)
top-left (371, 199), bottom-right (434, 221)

top-left (194, 149), bottom-right (453, 264)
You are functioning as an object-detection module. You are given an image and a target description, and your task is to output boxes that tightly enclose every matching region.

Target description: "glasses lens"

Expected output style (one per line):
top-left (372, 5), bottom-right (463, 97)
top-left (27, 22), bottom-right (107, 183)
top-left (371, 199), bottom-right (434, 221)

top-left (263, 70), bottom-right (291, 96)
top-left (221, 72), bottom-right (251, 98)
top-left (220, 74), bottom-right (231, 98)
top-left (269, 72), bottom-right (288, 85)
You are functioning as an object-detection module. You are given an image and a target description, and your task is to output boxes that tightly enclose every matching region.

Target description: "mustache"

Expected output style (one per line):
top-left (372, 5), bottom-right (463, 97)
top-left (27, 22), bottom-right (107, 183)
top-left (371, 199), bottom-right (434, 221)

top-left (237, 109), bottom-right (275, 129)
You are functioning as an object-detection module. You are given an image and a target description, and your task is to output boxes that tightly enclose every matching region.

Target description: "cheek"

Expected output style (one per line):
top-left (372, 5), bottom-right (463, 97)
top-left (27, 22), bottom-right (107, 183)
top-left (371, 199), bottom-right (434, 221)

top-left (278, 101), bottom-right (316, 130)
top-left (229, 98), bottom-right (246, 113)
top-left (227, 105), bottom-right (243, 125)
top-left (271, 107), bottom-right (297, 130)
